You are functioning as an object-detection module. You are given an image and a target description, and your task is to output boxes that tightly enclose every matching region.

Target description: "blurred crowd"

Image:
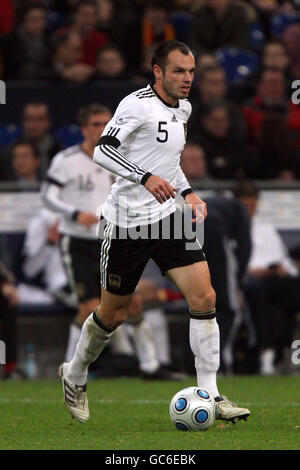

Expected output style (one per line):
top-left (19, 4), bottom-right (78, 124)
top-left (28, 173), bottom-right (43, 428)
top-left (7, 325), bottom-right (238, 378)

top-left (0, 0), bottom-right (300, 379)
top-left (1, 0), bottom-right (300, 180)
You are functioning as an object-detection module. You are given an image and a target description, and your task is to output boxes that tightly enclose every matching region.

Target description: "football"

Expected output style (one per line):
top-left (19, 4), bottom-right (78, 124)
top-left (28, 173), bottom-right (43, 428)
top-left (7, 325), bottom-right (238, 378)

top-left (169, 387), bottom-right (216, 431)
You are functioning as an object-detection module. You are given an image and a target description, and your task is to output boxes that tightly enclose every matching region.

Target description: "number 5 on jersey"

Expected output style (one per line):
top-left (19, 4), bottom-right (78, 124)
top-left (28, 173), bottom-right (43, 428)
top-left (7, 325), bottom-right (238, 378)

top-left (156, 121), bottom-right (168, 143)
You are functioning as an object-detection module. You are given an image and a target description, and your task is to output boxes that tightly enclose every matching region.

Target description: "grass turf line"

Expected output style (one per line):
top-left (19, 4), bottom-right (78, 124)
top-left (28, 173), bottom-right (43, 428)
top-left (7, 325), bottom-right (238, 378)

top-left (0, 375), bottom-right (299, 450)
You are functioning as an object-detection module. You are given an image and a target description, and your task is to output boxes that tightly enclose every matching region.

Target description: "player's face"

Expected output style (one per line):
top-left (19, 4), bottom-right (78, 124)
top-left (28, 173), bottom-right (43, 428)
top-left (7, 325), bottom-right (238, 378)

top-left (159, 50), bottom-right (195, 103)
top-left (82, 113), bottom-right (111, 146)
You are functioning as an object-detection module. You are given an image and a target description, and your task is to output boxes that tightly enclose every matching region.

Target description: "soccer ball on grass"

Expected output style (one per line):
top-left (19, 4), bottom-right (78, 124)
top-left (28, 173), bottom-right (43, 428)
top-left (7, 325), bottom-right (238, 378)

top-left (169, 387), bottom-right (216, 431)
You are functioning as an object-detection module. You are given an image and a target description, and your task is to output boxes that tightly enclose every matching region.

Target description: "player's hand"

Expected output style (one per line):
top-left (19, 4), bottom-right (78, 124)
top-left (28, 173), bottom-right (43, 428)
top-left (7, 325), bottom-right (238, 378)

top-left (184, 193), bottom-right (207, 223)
top-left (1, 282), bottom-right (19, 306)
top-left (144, 175), bottom-right (177, 203)
top-left (76, 212), bottom-right (99, 227)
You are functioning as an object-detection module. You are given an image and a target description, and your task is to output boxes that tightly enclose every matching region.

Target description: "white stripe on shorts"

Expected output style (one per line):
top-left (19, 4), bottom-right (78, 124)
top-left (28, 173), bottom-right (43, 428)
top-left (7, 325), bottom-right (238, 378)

top-left (100, 221), bottom-right (114, 289)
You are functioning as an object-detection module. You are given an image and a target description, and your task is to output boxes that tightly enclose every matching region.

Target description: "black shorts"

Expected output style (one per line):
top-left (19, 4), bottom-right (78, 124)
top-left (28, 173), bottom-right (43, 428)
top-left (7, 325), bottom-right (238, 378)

top-left (60, 235), bottom-right (100, 302)
top-left (99, 211), bottom-right (206, 296)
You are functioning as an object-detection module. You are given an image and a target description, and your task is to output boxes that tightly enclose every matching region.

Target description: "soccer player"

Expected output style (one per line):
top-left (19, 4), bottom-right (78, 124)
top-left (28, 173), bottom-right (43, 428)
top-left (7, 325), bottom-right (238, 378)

top-left (59, 40), bottom-right (250, 424)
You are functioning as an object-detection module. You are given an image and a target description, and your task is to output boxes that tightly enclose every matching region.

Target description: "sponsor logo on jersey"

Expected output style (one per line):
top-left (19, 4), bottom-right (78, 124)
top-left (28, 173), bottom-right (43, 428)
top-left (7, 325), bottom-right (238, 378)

top-left (171, 115), bottom-right (178, 122)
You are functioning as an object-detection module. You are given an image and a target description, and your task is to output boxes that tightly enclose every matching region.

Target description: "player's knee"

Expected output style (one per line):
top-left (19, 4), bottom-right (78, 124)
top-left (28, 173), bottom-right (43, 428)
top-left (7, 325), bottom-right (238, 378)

top-left (189, 287), bottom-right (216, 311)
top-left (110, 306), bottom-right (130, 328)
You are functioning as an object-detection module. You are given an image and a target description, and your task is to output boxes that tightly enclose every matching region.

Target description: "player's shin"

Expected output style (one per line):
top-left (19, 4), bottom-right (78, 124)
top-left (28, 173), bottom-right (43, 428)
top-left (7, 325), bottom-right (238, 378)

top-left (65, 322), bottom-right (82, 362)
top-left (189, 308), bottom-right (220, 398)
top-left (67, 312), bottom-right (114, 385)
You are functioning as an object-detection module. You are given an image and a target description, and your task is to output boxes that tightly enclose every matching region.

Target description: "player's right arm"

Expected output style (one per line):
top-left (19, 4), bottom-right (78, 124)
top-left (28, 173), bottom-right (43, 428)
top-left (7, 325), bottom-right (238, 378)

top-left (93, 95), bottom-right (176, 203)
top-left (42, 153), bottom-right (98, 227)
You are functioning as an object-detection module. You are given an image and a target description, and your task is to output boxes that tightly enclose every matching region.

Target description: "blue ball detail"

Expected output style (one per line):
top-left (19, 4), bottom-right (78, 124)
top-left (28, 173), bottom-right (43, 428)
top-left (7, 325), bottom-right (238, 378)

top-left (197, 389), bottom-right (209, 399)
top-left (195, 410), bottom-right (208, 423)
top-left (175, 397), bottom-right (187, 411)
top-left (176, 422), bottom-right (188, 431)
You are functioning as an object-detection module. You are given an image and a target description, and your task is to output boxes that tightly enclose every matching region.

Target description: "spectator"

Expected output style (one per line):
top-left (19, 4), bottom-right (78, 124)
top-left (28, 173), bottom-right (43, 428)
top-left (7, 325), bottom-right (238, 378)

top-left (11, 141), bottom-right (40, 183)
top-left (190, 102), bottom-right (256, 179)
top-left (189, 0), bottom-right (249, 53)
top-left (282, 23), bottom-right (300, 79)
top-left (196, 52), bottom-right (219, 74)
top-left (48, 31), bottom-right (94, 83)
top-left (261, 39), bottom-right (291, 77)
top-left (0, 3), bottom-right (49, 80)
top-left (255, 114), bottom-right (300, 179)
top-left (0, 0), bottom-right (14, 35)
top-left (189, 65), bottom-right (247, 141)
top-left (56, 0), bottom-right (107, 67)
top-left (118, 0), bottom-right (176, 71)
top-left (0, 258), bottom-right (21, 379)
top-left (242, 68), bottom-right (300, 147)
top-left (180, 142), bottom-right (210, 181)
top-left (235, 180), bottom-right (300, 374)
top-left (0, 102), bottom-right (62, 180)
top-left (91, 43), bottom-right (132, 81)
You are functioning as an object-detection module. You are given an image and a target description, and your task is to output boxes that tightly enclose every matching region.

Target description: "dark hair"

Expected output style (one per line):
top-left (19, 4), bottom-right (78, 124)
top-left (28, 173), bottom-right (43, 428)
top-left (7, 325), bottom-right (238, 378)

top-left (233, 180), bottom-right (259, 199)
top-left (77, 103), bottom-right (111, 126)
top-left (151, 40), bottom-right (192, 70)
top-left (145, 0), bottom-right (173, 11)
top-left (12, 140), bottom-right (39, 159)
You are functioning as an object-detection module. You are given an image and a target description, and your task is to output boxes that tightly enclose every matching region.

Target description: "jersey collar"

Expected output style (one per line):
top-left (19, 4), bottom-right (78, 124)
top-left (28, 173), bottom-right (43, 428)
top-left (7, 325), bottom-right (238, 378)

top-left (149, 82), bottom-right (179, 109)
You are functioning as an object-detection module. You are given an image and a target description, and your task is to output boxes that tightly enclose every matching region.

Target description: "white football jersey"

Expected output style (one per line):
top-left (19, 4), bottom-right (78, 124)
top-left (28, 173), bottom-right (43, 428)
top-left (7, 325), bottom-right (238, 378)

top-left (43, 144), bottom-right (112, 239)
top-left (93, 83), bottom-right (192, 227)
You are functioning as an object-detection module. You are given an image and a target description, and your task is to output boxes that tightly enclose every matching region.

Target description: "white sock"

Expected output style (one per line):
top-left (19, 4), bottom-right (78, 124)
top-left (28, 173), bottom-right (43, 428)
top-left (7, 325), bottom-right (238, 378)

top-left (189, 317), bottom-right (220, 398)
top-left (145, 308), bottom-right (171, 366)
top-left (67, 313), bottom-right (113, 385)
top-left (65, 322), bottom-right (81, 362)
top-left (125, 318), bottom-right (159, 373)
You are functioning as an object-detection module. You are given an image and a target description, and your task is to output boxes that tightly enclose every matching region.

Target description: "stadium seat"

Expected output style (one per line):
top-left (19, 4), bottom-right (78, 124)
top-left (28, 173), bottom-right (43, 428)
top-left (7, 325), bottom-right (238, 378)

top-left (248, 22), bottom-right (265, 49)
top-left (54, 124), bottom-right (83, 148)
top-left (270, 12), bottom-right (300, 37)
top-left (215, 47), bottom-right (260, 84)
top-left (0, 124), bottom-right (21, 146)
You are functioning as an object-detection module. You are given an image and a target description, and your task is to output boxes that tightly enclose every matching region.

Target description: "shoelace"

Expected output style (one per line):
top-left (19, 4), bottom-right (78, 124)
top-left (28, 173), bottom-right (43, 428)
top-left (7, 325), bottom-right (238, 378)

top-left (74, 389), bottom-right (87, 409)
top-left (220, 395), bottom-right (237, 407)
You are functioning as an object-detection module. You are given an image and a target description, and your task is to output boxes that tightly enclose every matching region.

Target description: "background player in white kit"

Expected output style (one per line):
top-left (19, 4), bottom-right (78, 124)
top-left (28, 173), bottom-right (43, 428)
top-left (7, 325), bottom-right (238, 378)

top-left (43, 104), bottom-right (112, 361)
top-left (43, 103), bottom-right (170, 378)
top-left (59, 40), bottom-right (250, 424)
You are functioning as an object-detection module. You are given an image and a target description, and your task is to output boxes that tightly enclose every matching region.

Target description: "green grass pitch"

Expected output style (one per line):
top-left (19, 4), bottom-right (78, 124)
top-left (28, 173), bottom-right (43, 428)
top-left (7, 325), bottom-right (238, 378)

top-left (0, 375), bottom-right (299, 450)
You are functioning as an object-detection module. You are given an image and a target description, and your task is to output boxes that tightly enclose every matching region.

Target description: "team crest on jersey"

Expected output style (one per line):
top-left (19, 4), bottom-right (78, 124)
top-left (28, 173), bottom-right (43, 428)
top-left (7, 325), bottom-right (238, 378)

top-left (109, 274), bottom-right (121, 289)
top-left (183, 123), bottom-right (187, 140)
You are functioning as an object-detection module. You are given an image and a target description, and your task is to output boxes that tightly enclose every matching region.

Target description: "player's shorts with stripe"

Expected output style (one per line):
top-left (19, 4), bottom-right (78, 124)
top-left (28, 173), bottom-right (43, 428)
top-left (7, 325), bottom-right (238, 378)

top-left (59, 235), bottom-right (100, 302)
top-left (99, 210), bottom-right (206, 296)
